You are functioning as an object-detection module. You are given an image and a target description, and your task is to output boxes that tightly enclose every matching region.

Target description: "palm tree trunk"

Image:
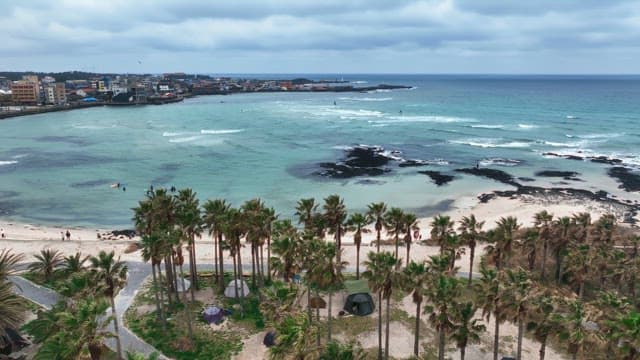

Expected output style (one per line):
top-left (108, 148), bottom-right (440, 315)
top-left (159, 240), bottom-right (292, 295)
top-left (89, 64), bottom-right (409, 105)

top-left (328, 290), bottom-right (332, 341)
top-left (555, 251), bottom-right (562, 283)
top-left (179, 264), bottom-right (194, 343)
top-left (385, 296), bottom-right (391, 360)
top-left (237, 243), bottom-right (246, 317)
top-left (493, 314), bottom-right (500, 360)
top-left (316, 288), bottom-right (321, 347)
top-left (259, 244), bottom-right (265, 287)
top-left (213, 233), bottom-right (218, 280)
top-left (336, 230), bottom-right (342, 277)
top-left (307, 285), bottom-right (312, 322)
top-left (251, 244), bottom-right (256, 288)
top-left (232, 254), bottom-right (238, 300)
top-left (267, 234), bottom-right (272, 282)
top-left (377, 229), bottom-right (381, 254)
top-left (578, 281), bottom-right (584, 299)
top-left (189, 240), bottom-right (196, 302)
top-left (172, 255), bottom-right (180, 304)
top-left (517, 317), bottom-right (524, 360)
top-left (218, 233), bottom-right (224, 292)
top-left (541, 240), bottom-right (547, 279)
top-left (394, 234), bottom-right (399, 267)
top-left (438, 329), bottom-right (445, 360)
top-left (110, 295), bottom-right (123, 360)
top-left (356, 244), bottom-right (360, 280)
top-left (88, 343), bottom-right (102, 360)
top-left (378, 291), bottom-right (383, 360)
top-left (164, 256), bottom-right (174, 304)
top-left (468, 245), bottom-right (475, 287)
top-left (406, 240), bottom-right (411, 267)
top-left (151, 263), bottom-right (163, 322)
top-left (539, 336), bottom-right (546, 360)
top-left (414, 300), bottom-right (421, 357)
top-left (190, 235), bottom-right (199, 290)
top-left (461, 345), bottom-right (466, 360)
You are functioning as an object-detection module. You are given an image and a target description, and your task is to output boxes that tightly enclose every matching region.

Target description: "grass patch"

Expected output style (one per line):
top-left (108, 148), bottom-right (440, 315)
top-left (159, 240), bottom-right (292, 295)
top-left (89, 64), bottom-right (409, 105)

top-left (332, 314), bottom-right (377, 338)
top-left (125, 302), bottom-right (243, 360)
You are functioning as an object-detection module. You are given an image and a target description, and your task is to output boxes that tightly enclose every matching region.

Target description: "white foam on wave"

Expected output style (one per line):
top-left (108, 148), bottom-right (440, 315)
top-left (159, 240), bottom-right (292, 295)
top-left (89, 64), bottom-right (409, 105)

top-left (0, 160), bottom-right (18, 166)
top-left (338, 97), bottom-right (392, 102)
top-left (575, 133), bottom-right (624, 139)
top-left (200, 129), bottom-right (244, 135)
top-left (539, 140), bottom-right (588, 148)
top-left (518, 124), bottom-right (538, 129)
top-left (169, 136), bottom-right (202, 143)
top-left (450, 138), bottom-right (530, 149)
top-left (470, 124), bottom-right (504, 129)
top-left (162, 131), bottom-right (194, 137)
top-left (371, 124), bottom-right (389, 127)
top-left (351, 80), bottom-right (368, 84)
top-left (382, 115), bottom-right (476, 124)
top-left (479, 158), bottom-right (521, 167)
top-left (11, 154), bottom-right (29, 159)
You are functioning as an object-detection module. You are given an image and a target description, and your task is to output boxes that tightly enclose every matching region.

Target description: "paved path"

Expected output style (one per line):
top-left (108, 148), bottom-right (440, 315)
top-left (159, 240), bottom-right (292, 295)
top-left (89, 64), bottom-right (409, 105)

top-left (9, 275), bottom-right (61, 310)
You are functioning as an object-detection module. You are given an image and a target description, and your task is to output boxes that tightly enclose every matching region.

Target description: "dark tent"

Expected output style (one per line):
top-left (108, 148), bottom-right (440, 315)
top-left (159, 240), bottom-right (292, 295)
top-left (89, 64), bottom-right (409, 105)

top-left (1, 328), bottom-right (29, 355)
top-left (263, 331), bottom-right (276, 347)
top-left (343, 293), bottom-right (375, 316)
top-left (203, 306), bottom-right (224, 325)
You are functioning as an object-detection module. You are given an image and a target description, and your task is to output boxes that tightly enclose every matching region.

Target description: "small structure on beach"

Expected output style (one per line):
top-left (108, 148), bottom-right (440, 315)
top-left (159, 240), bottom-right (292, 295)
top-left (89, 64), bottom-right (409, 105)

top-left (224, 279), bottom-right (250, 298)
top-left (202, 306), bottom-right (224, 325)
top-left (342, 280), bottom-right (375, 316)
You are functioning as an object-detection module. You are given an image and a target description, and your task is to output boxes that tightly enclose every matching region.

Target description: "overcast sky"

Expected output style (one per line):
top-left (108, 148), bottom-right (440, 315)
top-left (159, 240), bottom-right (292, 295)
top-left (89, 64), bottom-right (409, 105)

top-left (2, 0), bottom-right (640, 74)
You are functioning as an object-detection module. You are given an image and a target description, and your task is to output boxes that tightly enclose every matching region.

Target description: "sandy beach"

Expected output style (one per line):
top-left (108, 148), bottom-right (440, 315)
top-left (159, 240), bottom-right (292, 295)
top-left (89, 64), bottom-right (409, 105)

top-left (0, 192), bottom-right (627, 273)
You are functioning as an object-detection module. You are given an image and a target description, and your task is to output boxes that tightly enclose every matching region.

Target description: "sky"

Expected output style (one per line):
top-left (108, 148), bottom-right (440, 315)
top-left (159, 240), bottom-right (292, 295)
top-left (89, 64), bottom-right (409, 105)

top-left (2, 0), bottom-right (640, 74)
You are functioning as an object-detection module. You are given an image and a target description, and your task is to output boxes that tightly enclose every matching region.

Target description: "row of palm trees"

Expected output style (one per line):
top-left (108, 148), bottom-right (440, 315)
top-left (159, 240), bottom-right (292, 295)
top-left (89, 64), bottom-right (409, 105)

top-left (130, 188), bottom-right (640, 359)
top-left (2, 248), bottom-right (128, 360)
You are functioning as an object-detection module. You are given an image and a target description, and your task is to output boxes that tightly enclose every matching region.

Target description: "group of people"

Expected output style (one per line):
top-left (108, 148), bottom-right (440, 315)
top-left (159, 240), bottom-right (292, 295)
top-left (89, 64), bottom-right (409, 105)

top-left (60, 230), bottom-right (71, 241)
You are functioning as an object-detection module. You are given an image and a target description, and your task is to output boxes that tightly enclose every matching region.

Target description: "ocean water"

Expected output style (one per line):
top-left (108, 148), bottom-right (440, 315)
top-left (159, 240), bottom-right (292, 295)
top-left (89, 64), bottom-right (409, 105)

top-left (1, 75), bottom-right (639, 227)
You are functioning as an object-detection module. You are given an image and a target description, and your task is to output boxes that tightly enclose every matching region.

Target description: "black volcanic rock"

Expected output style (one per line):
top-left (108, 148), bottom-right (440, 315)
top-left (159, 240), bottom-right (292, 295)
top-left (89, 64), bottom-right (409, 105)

top-left (455, 168), bottom-right (519, 187)
top-left (316, 163), bottom-right (389, 179)
top-left (343, 146), bottom-right (391, 168)
top-left (419, 171), bottom-right (454, 186)
top-left (399, 159), bottom-right (428, 168)
top-left (608, 167), bottom-right (640, 192)
top-left (591, 156), bottom-right (623, 165)
top-left (535, 170), bottom-right (579, 178)
top-left (313, 145), bottom-right (398, 179)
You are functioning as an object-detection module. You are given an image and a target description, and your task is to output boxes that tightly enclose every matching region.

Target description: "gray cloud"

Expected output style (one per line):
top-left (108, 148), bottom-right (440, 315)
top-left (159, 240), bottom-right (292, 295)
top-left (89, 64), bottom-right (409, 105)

top-left (1, 0), bottom-right (639, 73)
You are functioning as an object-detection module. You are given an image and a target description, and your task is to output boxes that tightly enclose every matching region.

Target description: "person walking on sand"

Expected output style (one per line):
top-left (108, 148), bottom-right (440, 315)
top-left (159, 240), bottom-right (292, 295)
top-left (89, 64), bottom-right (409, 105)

top-left (65, 230), bottom-right (71, 241)
top-left (1, 228), bottom-right (4, 239)
top-left (61, 231), bottom-right (65, 241)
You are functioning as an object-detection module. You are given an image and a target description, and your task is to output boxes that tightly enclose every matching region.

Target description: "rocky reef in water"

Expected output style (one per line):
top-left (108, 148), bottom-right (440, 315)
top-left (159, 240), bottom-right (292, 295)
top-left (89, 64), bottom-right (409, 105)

top-left (418, 171), bottom-right (455, 186)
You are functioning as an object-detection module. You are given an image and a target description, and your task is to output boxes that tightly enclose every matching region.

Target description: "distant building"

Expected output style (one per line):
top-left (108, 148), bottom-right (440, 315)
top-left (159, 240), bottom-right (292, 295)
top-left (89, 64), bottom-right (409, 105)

top-left (44, 83), bottom-right (66, 105)
top-left (11, 80), bottom-right (39, 105)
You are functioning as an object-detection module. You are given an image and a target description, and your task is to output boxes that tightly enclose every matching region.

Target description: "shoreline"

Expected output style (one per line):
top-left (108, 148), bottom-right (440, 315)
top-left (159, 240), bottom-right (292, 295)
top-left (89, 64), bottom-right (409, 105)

top-left (1, 187), bottom-right (634, 269)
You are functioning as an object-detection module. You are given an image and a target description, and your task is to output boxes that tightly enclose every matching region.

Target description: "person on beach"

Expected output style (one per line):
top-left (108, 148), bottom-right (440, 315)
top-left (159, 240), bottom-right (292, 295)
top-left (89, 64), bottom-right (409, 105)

top-left (65, 230), bottom-right (71, 241)
top-left (61, 231), bottom-right (65, 241)
top-left (1, 228), bottom-right (4, 238)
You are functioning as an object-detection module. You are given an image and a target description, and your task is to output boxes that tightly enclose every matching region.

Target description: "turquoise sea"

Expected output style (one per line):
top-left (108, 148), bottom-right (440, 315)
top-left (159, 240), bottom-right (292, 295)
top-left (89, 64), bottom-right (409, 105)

top-left (1, 75), bottom-right (639, 227)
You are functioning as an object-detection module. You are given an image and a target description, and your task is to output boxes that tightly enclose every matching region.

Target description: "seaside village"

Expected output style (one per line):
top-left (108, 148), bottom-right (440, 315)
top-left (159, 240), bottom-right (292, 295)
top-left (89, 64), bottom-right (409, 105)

top-left (0, 73), bottom-right (359, 117)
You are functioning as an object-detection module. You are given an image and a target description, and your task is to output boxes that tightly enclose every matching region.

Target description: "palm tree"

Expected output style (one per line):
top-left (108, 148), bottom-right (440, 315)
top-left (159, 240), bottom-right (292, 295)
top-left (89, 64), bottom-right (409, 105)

top-left (521, 229), bottom-right (539, 272)
top-left (527, 293), bottom-right (560, 360)
top-left (552, 216), bottom-right (572, 283)
top-left (560, 300), bottom-right (590, 360)
top-left (430, 215), bottom-right (454, 255)
top-left (501, 268), bottom-right (533, 360)
top-left (0, 249), bottom-right (24, 346)
top-left (402, 260), bottom-right (429, 357)
top-left (384, 207), bottom-right (405, 266)
top-left (271, 220), bottom-right (302, 283)
top-left (222, 207), bottom-right (247, 315)
top-left (609, 311), bottom-right (640, 360)
top-left (36, 299), bottom-right (115, 360)
top-left (534, 210), bottom-right (553, 278)
top-left (175, 188), bottom-right (202, 298)
top-left (347, 212), bottom-right (371, 279)
top-left (486, 216), bottom-right (519, 270)
top-left (363, 251), bottom-right (400, 360)
top-left (89, 250), bottom-right (128, 360)
top-left (260, 206), bottom-right (277, 284)
top-left (242, 198), bottom-right (266, 287)
top-left (366, 202), bottom-right (387, 253)
top-left (403, 212), bottom-right (419, 267)
top-left (61, 252), bottom-right (88, 275)
top-left (140, 234), bottom-right (168, 323)
top-left (424, 267), bottom-right (461, 360)
top-left (295, 198), bottom-right (318, 230)
top-left (202, 198), bottom-right (230, 292)
top-left (458, 214), bottom-right (485, 286)
top-left (323, 194), bottom-right (347, 275)
top-left (475, 265), bottom-right (502, 360)
top-left (29, 249), bottom-right (64, 282)
top-left (595, 291), bottom-right (632, 359)
top-left (571, 212), bottom-right (591, 244)
top-left (451, 301), bottom-right (486, 360)
top-left (564, 244), bottom-right (591, 298)
top-left (320, 242), bottom-right (346, 342)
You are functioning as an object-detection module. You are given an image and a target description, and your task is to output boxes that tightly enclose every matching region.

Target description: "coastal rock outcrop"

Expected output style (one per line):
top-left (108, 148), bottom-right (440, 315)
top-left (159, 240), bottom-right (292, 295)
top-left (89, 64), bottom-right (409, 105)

top-left (418, 171), bottom-right (454, 186)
